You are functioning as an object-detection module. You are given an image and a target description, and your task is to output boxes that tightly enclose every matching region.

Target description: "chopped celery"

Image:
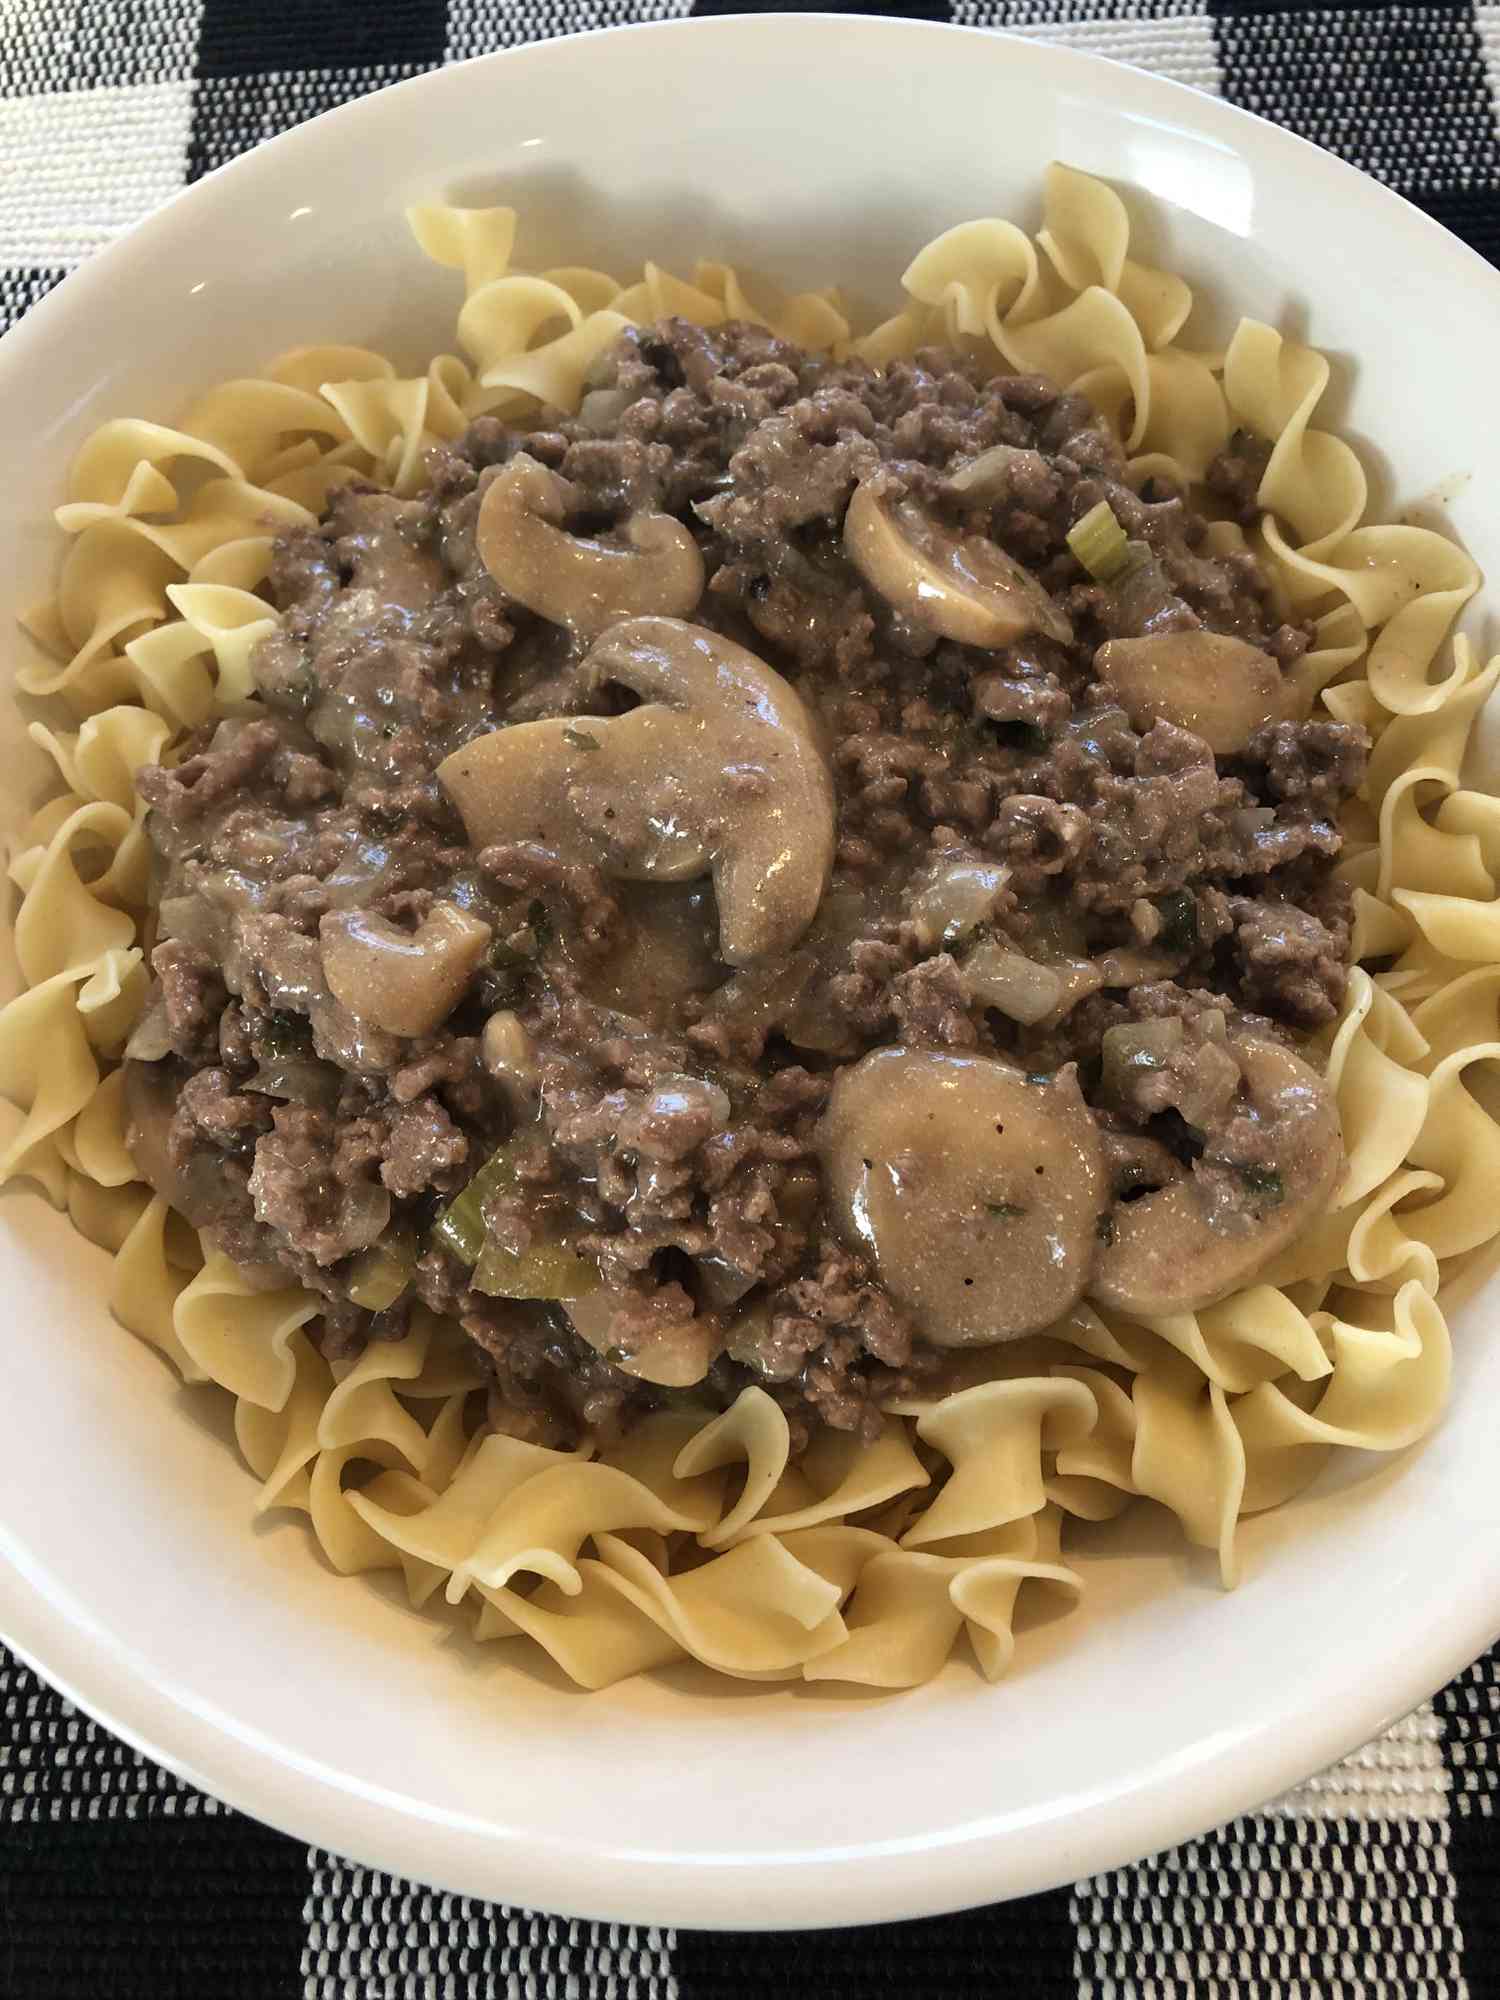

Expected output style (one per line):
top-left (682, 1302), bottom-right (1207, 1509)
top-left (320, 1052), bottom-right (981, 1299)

top-left (433, 1139), bottom-right (601, 1296)
top-left (472, 1231), bottom-right (601, 1300)
top-left (431, 1145), bottom-right (520, 1266)
top-left (1066, 500), bottom-right (1131, 583)
top-left (347, 1230), bottom-right (415, 1311)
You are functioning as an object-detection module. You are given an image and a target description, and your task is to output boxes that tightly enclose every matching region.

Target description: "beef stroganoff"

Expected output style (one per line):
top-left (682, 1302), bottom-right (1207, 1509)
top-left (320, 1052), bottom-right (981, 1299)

top-left (3, 165), bottom-right (1495, 1689)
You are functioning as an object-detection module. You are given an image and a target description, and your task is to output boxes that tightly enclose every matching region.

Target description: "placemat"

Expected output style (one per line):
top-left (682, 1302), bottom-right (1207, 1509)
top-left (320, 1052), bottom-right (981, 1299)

top-left (2, 1), bottom-right (1499, 1994)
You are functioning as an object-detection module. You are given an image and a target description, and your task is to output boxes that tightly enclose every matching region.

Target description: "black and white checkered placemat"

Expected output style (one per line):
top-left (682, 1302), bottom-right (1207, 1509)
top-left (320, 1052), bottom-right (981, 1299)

top-left (3, 1), bottom-right (1500, 1992)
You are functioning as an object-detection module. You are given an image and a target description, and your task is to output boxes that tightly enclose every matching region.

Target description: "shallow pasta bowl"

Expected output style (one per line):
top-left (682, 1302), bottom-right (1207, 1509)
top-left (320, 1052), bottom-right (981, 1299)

top-left (3, 12), bottom-right (1500, 1930)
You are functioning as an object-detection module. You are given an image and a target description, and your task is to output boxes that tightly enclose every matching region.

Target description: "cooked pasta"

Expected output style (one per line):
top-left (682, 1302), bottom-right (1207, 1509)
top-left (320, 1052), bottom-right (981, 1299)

top-left (3, 163), bottom-right (1495, 1692)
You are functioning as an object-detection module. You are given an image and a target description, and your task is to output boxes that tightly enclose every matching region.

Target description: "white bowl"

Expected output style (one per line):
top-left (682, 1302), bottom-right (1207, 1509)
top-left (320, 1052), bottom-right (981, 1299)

top-left (3, 13), bottom-right (1499, 1930)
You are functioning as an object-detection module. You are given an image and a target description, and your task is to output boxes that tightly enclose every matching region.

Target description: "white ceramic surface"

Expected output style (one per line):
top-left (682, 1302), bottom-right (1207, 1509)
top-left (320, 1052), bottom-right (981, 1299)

top-left (2, 14), bottom-right (1499, 1931)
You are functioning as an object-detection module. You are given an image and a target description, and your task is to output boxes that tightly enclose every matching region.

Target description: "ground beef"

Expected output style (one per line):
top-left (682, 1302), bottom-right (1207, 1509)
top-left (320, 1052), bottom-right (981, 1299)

top-left (151, 940), bottom-right (229, 1062)
top-left (1229, 896), bottom-right (1351, 1028)
top-left (246, 1104), bottom-right (390, 1267)
top-left (171, 1068), bottom-right (271, 1157)
top-left (127, 315), bottom-right (1365, 1448)
top-left (381, 1097), bottom-right (470, 1199)
top-left (1206, 429), bottom-right (1274, 524)
top-left (1242, 718), bottom-right (1369, 820)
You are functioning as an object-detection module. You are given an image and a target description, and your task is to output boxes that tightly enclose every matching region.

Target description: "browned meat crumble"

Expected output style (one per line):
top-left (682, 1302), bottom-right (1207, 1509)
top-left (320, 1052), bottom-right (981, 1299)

top-left (126, 318), bottom-right (1364, 1448)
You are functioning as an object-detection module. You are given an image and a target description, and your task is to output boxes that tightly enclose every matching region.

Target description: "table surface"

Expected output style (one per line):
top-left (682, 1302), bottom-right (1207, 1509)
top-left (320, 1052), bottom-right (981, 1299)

top-left (3, 2), bottom-right (1499, 1994)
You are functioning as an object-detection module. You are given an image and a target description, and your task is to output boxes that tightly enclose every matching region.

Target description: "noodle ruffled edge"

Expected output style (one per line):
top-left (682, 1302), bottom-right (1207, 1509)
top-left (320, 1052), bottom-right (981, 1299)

top-left (2, 164), bottom-right (1494, 1690)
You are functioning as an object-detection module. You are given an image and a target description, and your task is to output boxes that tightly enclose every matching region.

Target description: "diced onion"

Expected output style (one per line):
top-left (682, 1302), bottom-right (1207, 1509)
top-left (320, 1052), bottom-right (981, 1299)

top-left (156, 895), bottom-right (226, 956)
top-left (124, 1002), bottom-right (174, 1063)
top-left (909, 859), bottom-right (1011, 950)
top-left (1230, 807), bottom-right (1277, 839)
top-left (960, 937), bottom-right (1063, 1024)
top-left (248, 1057), bottom-right (342, 1108)
top-left (946, 444), bottom-right (1031, 500)
top-left (577, 386), bottom-right (635, 430)
top-left (1100, 1019), bottom-right (1184, 1102)
top-left (696, 1253), bottom-right (759, 1309)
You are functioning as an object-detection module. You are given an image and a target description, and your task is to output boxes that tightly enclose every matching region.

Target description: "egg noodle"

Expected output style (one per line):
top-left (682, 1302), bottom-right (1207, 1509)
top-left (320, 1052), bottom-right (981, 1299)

top-left (3, 165), bottom-right (1496, 1691)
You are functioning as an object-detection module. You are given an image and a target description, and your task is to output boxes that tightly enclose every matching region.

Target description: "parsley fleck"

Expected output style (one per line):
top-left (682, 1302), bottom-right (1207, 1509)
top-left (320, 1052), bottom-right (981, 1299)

top-left (563, 725), bottom-right (600, 752)
top-left (987, 1200), bottom-right (1027, 1220)
top-left (1096, 1212), bottom-right (1116, 1246)
top-left (1235, 1162), bottom-right (1284, 1205)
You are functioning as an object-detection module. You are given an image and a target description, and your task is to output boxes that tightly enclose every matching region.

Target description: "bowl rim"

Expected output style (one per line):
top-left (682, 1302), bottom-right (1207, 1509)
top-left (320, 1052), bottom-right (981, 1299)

top-left (3, 10), bottom-right (1500, 1929)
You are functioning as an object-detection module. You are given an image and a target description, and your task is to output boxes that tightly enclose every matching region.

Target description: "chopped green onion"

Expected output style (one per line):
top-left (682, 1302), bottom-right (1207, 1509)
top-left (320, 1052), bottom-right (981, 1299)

top-left (347, 1231), bottom-right (415, 1311)
top-left (431, 1146), bottom-right (520, 1266)
top-left (1067, 500), bottom-right (1131, 583)
top-left (1096, 1211), bottom-right (1117, 1246)
top-left (986, 1200), bottom-right (1027, 1220)
top-left (562, 725), bottom-right (601, 752)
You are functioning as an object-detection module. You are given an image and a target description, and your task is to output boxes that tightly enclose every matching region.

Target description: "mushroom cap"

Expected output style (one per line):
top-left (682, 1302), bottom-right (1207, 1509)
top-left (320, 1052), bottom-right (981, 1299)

top-left (844, 479), bottom-right (1073, 650)
top-left (319, 902), bottom-right (492, 1039)
top-left (819, 1047), bottom-right (1107, 1347)
top-left (475, 452), bottom-right (704, 638)
top-left (1088, 1036), bottom-right (1343, 1319)
top-left (440, 708), bottom-right (713, 878)
top-left (1094, 631), bottom-right (1283, 756)
top-left (436, 618), bottom-right (836, 966)
top-left (583, 617), bottom-right (836, 964)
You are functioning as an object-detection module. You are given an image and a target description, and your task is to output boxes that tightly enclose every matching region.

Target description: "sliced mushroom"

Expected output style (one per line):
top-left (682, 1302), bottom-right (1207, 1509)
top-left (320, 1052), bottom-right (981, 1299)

top-left (437, 618), bottom-right (835, 966)
top-left (944, 443), bottom-right (1052, 504)
top-left (1089, 1036), bottom-right (1342, 1318)
top-left (475, 452), bottom-right (704, 638)
top-left (844, 479), bottom-right (1073, 649)
top-left (319, 902), bottom-right (492, 1039)
top-left (820, 1048), bottom-right (1106, 1347)
top-left (1094, 631), bottom-right (1282, 756)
